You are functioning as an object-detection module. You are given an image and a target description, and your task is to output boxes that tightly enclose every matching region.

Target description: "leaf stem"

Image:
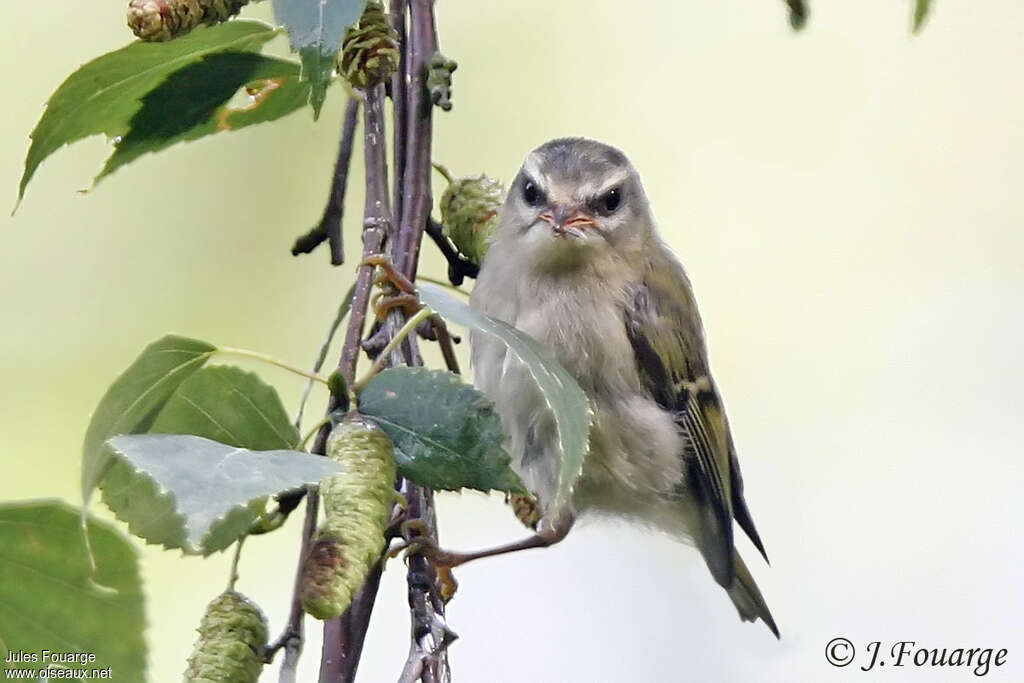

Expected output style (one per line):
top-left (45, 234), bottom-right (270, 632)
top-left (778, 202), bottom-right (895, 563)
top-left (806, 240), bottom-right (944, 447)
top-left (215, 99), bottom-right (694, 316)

top-left (352, 307), bottom-right (433, 392)
top-left (431, 162), bottom-right (453, 183)
top-left (227, 536), bottom-right (245, 592)
top-left (295, 283), bottom-right (357, 430)
top-left (216, 347), bottom-right (329, 386)
top-left (416, 275), bottom-right (469, 296)
top-left (299, 417), bottom-right (331, 451)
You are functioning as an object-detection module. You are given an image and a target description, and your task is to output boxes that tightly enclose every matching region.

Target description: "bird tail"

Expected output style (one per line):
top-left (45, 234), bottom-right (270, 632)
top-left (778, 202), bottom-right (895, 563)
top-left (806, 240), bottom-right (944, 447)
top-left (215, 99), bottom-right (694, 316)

top-left (726, 551), bottom-right (780, 639)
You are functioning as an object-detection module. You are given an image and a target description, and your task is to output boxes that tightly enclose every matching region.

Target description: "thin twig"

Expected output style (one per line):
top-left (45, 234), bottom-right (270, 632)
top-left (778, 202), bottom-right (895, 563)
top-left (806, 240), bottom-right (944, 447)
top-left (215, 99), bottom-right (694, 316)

top-left (320, 80), bottom-right (395, 683)
top-left (390, 0), bottom-right (409, 226)
top-left (397, 642), bottom-right (426, 683)
top-left (393, 3), bottom-right (452, 681)
top-left (425, 218), bottom-right (479, 286)
top-left (265, 487), bottom-right (319, 682)
top-left (278, 90), bottom-right (385, 683)
top-left (394, 0), bottom-right (437, 282)
top-left (291, 97), bottom-right (361, 264)
top-left (295, 282), bottom-right (357, 430)
top-left (430, 315), bottom-right (461, 375)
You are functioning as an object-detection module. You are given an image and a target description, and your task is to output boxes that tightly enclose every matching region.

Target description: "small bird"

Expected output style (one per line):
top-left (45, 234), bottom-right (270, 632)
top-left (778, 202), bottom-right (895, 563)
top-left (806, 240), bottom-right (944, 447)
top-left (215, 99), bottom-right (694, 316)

top-left (466, 137), bottom-right (778, 637)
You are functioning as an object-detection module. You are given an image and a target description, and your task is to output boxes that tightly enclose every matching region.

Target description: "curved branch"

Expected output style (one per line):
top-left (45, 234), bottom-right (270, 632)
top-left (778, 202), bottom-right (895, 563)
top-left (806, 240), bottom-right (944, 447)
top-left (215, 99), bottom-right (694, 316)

top-left (291, 97), bottom-right (361, 264)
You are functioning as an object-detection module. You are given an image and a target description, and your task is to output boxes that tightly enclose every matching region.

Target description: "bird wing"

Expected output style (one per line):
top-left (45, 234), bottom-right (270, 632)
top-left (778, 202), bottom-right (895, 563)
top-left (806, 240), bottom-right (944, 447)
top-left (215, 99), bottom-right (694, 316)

top-left (623, 256), bottom-right (768, 588)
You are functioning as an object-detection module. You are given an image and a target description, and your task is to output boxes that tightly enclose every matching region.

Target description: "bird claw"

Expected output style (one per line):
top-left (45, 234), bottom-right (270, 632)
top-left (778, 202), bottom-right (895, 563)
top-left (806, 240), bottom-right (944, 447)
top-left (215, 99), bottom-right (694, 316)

top-left (361, 255), bottom-right (422, 321)
top-left (372, 292), bottom-right (421, 322)
top-left (360, 255), bottom-right (417, 294)
top-left (395, 519), bottom-right (460, 602)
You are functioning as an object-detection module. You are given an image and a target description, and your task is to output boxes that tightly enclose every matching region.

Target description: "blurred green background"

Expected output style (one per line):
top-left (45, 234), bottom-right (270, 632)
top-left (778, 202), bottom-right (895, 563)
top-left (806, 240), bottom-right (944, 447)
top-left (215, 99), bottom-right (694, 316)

top-left (3, 1), bottom-right (1023, 681)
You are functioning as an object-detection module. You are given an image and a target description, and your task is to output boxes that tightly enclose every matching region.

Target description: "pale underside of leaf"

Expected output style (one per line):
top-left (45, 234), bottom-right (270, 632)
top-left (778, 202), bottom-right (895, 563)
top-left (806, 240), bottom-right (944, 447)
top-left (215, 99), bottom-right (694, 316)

top-left (102, 434), bottom-right (340, 554)
top-left (418, 284), bottom-right (591, 513)
top-left (272, 0), bottom-right (368, 117)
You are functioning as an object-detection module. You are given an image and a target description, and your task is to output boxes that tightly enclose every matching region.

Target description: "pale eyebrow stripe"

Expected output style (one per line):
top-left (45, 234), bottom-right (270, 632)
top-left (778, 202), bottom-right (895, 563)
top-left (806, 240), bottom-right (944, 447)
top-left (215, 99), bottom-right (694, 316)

top-left (522, 154), bottom-right (544, 183)
top-left (581, 170), bottom-right (630, 199)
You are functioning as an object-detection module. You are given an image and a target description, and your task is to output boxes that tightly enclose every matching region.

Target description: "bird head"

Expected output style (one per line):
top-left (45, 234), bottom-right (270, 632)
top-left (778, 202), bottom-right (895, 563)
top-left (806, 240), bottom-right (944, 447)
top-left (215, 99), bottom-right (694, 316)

top-left (497, 138), bottom-right (652, 271)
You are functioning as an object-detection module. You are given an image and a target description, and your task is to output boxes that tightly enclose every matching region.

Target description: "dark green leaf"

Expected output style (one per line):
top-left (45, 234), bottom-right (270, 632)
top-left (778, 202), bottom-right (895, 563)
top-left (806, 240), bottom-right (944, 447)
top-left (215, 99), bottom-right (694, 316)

top-left (0, 500), bottom-right (145, 682)
top-left (419, 284), bottom-right (591, 512)
top-left (150, 365), bottom-right (300, 449)
top-left (300, 45), bottom-right (336, 118)
top-left (273, 0), bottom-right (368, 117)
top-left (101, 434), bottom-right (341, 554)
top-left (785, 0), bottom-right (808, 31)
top-left (18, 20), bottom-right (278, 202)
top-left (913, 0), bottom-right (933, 33)
top-left (81, 335), bottom-right (216, 503)
top-left (359, 367), bottom-right (525, 493)
top-left (97, 52), bottom-right (309, 184)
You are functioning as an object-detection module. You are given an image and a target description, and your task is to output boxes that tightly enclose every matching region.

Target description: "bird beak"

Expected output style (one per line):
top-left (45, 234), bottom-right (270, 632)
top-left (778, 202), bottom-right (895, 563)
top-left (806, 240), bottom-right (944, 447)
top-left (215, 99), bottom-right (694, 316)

top-left (539, 206), bottom-right (595, 239)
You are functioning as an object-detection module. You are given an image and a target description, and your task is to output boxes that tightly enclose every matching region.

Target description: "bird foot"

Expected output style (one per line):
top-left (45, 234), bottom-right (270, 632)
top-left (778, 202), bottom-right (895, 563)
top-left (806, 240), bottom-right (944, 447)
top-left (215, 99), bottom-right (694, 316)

top-left (360, 255), bottom-right (417, 294)
top-left (393, 519), bottom-right (460, 602)
top-left (371, 292), bottom-right (421, 322)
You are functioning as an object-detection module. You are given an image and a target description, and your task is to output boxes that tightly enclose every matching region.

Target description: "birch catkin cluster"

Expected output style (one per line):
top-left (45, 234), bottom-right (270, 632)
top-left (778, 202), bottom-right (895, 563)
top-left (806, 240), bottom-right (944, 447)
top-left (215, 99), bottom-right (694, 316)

top-left (339, 1), bottom-right (400, 90)
top-left (439, 172), bottom-right (504, 265)
top-left (127, 0), bottom-right (248, 42)
top-left (300, 415), bottom-right (397, 620)
top-left (184, 591), bottom-right (267, 683)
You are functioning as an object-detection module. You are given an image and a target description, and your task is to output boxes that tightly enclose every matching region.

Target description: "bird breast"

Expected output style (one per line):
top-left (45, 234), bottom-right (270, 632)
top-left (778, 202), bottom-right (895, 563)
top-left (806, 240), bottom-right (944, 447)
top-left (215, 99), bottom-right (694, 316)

top-left (471, 272), bottom-right (688, 522)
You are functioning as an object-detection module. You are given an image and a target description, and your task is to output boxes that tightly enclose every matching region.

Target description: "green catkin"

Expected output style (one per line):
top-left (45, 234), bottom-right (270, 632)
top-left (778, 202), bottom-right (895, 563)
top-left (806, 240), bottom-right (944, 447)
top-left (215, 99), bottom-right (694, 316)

top-left (338, 1), bottom-right (400, 90)
top-left (300, 415), bottom-right (397, 620)
top-left (127, 0), bottom-right (249, 42)
top-left (439, 173), bottom-right (505, 265)
top-left (184, 590), bottom-right (267, 683)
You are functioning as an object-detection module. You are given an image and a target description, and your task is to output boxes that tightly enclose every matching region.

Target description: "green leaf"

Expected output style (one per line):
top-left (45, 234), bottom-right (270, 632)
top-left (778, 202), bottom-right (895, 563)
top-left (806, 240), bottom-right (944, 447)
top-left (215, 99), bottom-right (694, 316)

top-left (81, 335), bottom-right (216, 503)
top-left (273, 0), bottom-right (368, 117)
top-left (419, 283), bottom-right (592, 513)
top-left (785, 0), bottom-right (808, 31)
top-left (913, 0), bottom-right (933, 33)
top-left (0, 500), bottom-right (145, 682)
top-left (101, 434), bottom-right (341, 554)
top-left (300, 46), bottom-right (336, 118)
top-left (18, 20), bottom-right (278, 202)
top-left (358, 367), bottom-right (525, 493)
top-left (96, 52), bottom-right (310, 184)
top-left (150, 365), bottom-right (300, 450)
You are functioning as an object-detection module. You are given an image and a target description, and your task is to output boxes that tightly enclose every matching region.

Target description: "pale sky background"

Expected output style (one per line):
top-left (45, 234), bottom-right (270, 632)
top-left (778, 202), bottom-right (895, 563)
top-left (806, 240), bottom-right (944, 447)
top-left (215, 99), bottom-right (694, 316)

top-left (2, 1), bottom-right (1022, 681)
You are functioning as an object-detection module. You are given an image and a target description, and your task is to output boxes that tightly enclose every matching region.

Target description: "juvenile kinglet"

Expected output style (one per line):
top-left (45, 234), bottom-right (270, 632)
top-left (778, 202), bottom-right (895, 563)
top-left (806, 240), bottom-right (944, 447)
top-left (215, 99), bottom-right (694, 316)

top-left (467, 138), bottom-right (778, 637)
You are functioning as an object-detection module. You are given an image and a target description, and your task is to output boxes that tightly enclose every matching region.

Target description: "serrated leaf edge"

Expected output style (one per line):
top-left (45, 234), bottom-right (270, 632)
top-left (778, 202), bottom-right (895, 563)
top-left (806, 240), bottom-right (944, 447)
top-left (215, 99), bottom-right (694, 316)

top-left (419, 285), bottom-right (593, 511)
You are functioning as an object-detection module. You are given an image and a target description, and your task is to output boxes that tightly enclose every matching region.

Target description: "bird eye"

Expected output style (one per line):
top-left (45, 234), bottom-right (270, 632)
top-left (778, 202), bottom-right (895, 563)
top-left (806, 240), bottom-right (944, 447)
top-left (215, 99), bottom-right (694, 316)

top-left (601, 188), bottom-right (621, 213)
top-left (522, 180), bottom-right (541, 206)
